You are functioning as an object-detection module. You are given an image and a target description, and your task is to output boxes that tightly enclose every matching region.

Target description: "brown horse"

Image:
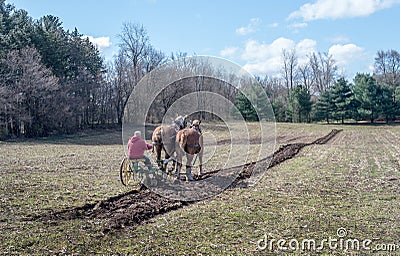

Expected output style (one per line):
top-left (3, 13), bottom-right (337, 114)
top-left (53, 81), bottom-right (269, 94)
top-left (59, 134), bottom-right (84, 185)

top-left (175, 120), bottom-right (203, 181)
top-left (151, 115), bottom-right (188, 172)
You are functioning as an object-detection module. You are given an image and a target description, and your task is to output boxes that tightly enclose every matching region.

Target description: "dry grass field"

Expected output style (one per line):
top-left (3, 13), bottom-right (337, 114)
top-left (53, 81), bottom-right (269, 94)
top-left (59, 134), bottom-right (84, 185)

top-left (0, 123), bottom-right (399, 255)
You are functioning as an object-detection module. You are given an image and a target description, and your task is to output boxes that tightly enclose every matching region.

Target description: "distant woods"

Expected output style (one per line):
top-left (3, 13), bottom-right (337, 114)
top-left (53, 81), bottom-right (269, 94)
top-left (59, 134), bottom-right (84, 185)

top-left (270, 49), bottom-right (400, 124)
top-left (1, 1), bottom-right (399, 139)
top-left (0, 1), bottom-right (169, 139)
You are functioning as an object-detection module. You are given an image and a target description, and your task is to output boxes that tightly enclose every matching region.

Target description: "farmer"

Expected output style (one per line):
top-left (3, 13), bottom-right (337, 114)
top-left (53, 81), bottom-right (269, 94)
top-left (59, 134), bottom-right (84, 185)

top-left (127, 130), bottom-right (153, 169)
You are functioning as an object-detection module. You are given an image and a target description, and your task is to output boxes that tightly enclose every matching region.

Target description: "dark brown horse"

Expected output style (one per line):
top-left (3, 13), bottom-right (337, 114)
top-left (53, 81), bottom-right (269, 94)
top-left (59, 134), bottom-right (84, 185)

top-left (175, 120), bottom-right (203, 181)
top-left (151, 115), bottom-right (188, 172)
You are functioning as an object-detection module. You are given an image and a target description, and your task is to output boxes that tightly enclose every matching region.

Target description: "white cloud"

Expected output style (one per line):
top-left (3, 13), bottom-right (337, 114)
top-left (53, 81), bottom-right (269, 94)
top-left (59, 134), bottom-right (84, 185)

top-left (220, 47), bottom-right (239, 57)
top-left (241, 37), bottom-right (317, 75)
top-left (84, 35), bottom-right (112, 52)
top-left (242, 38), bottom-right (294, 61)
top-left (289, 22), bottom-right (308, 29)
top-left (296, 39), bottom-right (317, 60)
top-left (328, 43), bottom-right (371, 78)
top-left (288, 0), bottom-right (400, 21)
top-left (268, 22), bottom-right (279, 28)
top-left (329, 35), bottom-right (351, 43)
top-left (328, 43), bottom-right (365, 67)
top-left (235, 18), bottom-right (261, 35)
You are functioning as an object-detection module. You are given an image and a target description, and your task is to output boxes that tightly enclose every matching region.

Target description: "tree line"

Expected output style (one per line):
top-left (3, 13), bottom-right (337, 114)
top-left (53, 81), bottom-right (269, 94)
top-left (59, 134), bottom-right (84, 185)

top-left (1, 1), bottom-right (399, 139)
top-left (236, 49), bottom-right (400, 124)
top-left (0, 1), bottom-right (171, 139)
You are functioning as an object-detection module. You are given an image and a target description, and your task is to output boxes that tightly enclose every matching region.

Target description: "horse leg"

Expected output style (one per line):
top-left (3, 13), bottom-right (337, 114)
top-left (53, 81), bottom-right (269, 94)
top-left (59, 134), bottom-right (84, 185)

top-left (198, 151), bottom-right (203, 176)
top-left (164, 152), bottom-right (175, 175)
top-left (163, 142), bottom-right (176, 174)
top-left (169, 152), bottom-right (176, 175)
top-left (198, 134), bottom-right (204, 176)
top-left (155, 145), bottom-right (162, 168)
top-left (175, 149), bottom-right (182, 180)
top-left (186, 153), bottom-right (194, 181)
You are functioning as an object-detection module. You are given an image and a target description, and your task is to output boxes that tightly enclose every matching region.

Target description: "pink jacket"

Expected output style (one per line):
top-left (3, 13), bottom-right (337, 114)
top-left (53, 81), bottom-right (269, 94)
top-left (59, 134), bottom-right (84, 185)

top-left (127, 136), bottom-right (153, 159)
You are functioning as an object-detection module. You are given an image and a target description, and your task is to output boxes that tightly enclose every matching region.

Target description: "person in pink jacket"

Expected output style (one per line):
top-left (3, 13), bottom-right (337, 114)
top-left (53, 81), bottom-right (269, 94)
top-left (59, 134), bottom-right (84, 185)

top-left (127, 131), bottom-right (153, 169)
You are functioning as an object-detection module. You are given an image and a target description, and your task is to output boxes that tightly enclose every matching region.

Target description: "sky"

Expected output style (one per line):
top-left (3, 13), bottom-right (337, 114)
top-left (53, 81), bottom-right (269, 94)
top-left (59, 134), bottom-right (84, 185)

top-left (6, 0), bottom-right (400, 80)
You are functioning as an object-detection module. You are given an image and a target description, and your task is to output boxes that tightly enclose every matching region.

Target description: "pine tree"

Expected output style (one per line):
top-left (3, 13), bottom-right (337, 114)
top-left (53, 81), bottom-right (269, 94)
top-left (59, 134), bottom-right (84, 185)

top-left (314, 90), bottom-right (334, 123)
top-left (353, 73), bottom-right (380, 123)
top-left (234, 90), bottom-right (258, 121)
top-left (376, 83), bottom-right (395, 123)
top-left (331, 78), bottom-right (353, 124)
top-left (288, 85), bottom-right (312, 123)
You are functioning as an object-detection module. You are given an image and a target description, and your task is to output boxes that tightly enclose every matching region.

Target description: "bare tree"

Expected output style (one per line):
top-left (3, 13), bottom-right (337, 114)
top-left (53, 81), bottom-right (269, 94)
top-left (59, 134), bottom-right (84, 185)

top-left (298, 62), bottom-right (314, 94)
top-left (108, 52), bottom-right (135, 125)
top-left (281, 48), bottom-right (298, 97)
top-left (96, 61), bottom-right (118, 125)
top-left (143, 46), bottom-right (167, 73)
top-left (119, 22), bottom-right (150, 84)
top-left (170, 51), bottom-right (188, 61)
top-left (0, 46), bottom-right (59, 137)
top-left (309, 52), bottom-right (337, 93)
top-left (374, 49), bottom-right (400, 87)
top-left (374, 49), bottom-right (400, 121)
top-left (116, 22), bottom-right (170, 124)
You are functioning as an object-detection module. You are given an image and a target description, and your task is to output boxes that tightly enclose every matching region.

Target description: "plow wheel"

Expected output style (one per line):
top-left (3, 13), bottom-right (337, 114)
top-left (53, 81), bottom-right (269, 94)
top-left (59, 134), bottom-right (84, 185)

top-left (120, 157), bottom-right (132, 186)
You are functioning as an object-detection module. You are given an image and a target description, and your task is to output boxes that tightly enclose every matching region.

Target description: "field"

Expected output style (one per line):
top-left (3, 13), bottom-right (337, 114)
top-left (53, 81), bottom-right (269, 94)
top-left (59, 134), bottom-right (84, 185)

top-left (0, 123), bottom-right (399, 255)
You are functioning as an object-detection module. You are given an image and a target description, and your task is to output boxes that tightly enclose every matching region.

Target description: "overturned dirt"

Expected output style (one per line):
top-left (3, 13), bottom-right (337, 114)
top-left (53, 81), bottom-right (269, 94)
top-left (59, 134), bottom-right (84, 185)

top-left (33, 129), bottom-right (342, 232)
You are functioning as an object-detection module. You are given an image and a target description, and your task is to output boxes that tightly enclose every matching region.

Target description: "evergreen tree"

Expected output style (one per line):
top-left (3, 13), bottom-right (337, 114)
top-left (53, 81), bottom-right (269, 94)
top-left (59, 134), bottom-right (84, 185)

top-left (250, 83), bottom-right (271, 121)
top-left (331, 78), bottom-right (353, 124)
top-left (353, 73), bottom-right (380, 123)
top-left (314, 90), bottom-right (334, 123)
top-left (0, 1), bottom-right (105, 137)
top-left (272, 96), bottom-right (287, 122)
top-left (376, 83), bottom-right (395, 123)
top-left (288, 85), bottom-right (312, 123)
top-left (234, 83), bottom-right (271, 122)
top-left (374, 49), bottom-right (400, 121)
top-left (234, 90), bottom-right (258, 121)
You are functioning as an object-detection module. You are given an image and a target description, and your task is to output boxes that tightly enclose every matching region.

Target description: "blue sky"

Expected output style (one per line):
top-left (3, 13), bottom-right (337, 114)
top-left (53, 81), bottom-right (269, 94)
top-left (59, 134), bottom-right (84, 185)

top-left (6, 0), bottom-right (400, 79)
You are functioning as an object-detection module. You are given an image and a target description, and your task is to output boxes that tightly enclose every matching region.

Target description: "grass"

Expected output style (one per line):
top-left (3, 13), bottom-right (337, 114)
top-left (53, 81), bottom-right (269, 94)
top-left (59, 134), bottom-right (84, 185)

top-left (0, 123), bottom-right (399, 255)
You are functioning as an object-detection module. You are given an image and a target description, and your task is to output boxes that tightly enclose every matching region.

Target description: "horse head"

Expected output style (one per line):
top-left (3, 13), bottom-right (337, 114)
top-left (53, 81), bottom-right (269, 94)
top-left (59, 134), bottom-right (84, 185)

top-left (174, 115), bottom-right (188, 131)
top-left (190, 119), bottom-right (202, 133)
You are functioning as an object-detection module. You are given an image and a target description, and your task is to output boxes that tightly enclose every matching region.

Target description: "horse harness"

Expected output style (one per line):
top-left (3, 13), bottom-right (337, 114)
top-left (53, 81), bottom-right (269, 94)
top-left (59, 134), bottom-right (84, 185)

top-left (190, 122), bottom-right (202, 133)
top-left (183, 127), bottom-right (201, 153)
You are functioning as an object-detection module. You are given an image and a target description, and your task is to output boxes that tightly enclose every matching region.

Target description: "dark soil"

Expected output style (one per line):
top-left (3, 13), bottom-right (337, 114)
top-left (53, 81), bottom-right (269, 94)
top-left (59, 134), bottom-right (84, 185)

top-left (32, 129), bottom-right (342, 232)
